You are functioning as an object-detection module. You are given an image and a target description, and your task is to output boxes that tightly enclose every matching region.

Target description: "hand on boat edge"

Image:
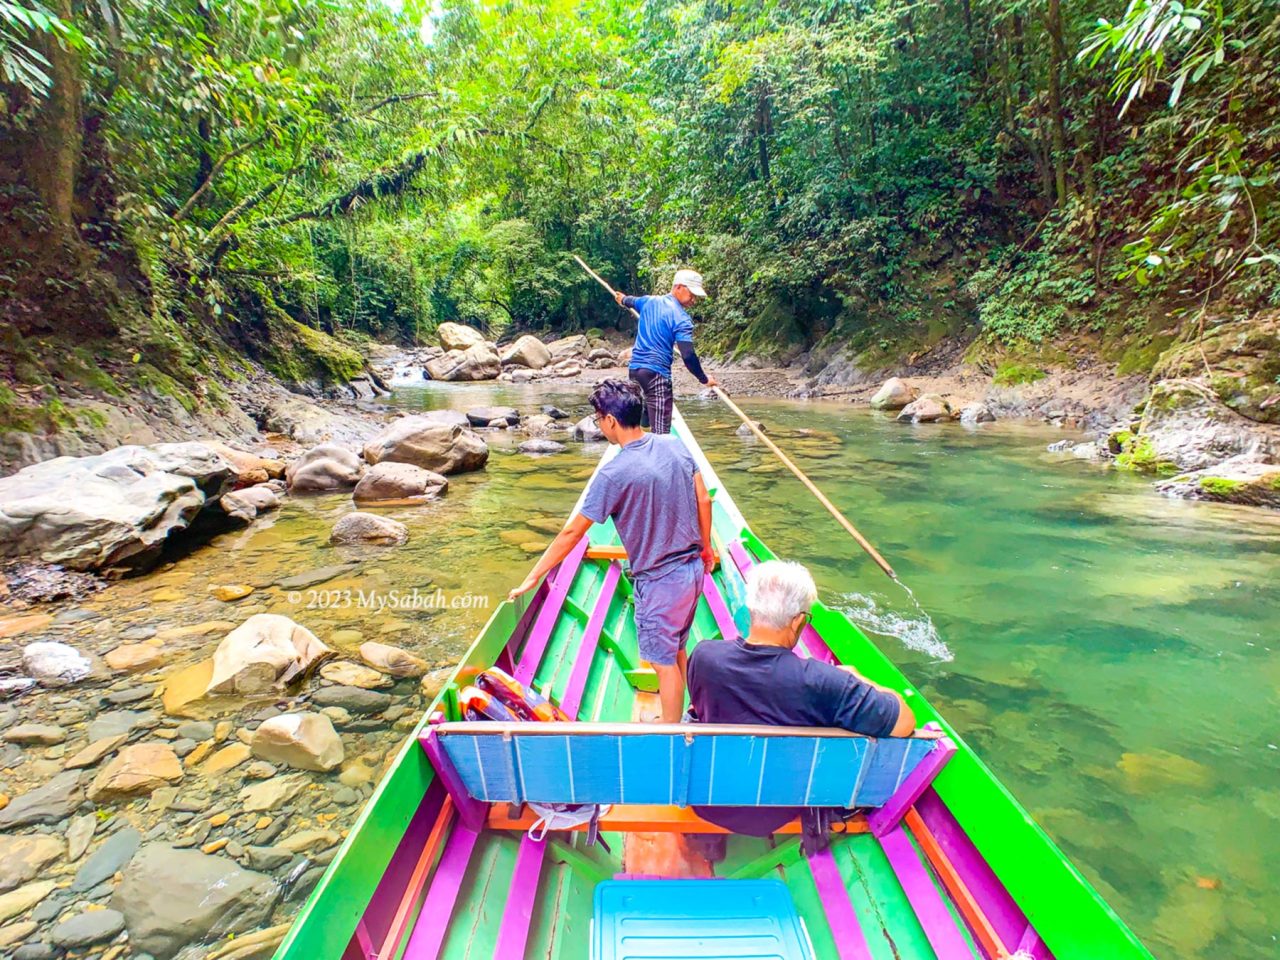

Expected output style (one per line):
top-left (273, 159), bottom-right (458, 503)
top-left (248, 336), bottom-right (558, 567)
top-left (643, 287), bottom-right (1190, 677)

top-left (508, 574), bottom-right (539, 603)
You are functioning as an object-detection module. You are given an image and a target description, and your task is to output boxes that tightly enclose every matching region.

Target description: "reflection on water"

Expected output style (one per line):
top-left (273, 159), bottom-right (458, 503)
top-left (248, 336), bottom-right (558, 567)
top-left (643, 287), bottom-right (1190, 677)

top-left (102, 380), bottom-right (1276, 960)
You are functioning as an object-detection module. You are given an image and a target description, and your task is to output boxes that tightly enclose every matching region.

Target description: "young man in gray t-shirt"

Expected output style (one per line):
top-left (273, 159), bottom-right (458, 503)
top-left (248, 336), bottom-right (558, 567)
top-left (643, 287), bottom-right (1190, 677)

top-left (508, 379), bottom-right (714, 721)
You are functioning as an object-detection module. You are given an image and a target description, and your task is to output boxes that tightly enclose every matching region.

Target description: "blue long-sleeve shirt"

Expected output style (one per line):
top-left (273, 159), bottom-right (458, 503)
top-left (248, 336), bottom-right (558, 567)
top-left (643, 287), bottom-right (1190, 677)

top-left (624, 294), bottom-right (706, 382)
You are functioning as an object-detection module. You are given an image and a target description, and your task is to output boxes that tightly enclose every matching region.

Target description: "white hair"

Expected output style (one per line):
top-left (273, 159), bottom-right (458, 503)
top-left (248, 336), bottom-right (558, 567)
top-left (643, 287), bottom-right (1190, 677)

top-left (746, 560), bottom-right (817, 630)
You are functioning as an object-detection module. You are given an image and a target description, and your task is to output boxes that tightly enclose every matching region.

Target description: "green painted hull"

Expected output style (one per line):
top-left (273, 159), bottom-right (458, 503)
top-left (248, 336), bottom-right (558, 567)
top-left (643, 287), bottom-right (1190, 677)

top-left (275, 410), bottom-right (1153, 960)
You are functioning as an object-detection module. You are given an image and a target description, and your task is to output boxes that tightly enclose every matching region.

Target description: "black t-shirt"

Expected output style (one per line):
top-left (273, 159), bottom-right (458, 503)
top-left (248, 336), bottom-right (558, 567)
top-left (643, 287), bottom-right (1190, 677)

top-left (686, 637), bottom-right (901, 835)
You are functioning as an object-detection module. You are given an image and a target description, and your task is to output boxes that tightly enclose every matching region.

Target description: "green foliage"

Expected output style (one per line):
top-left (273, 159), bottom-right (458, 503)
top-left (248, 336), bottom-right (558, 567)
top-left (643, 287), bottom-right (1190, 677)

top-left (1198, 476), bottom-right (1245, 496)
top-left (993, 363), bottom-right (1049, 387)
top-left (0, 0), bottom-right (88, 95)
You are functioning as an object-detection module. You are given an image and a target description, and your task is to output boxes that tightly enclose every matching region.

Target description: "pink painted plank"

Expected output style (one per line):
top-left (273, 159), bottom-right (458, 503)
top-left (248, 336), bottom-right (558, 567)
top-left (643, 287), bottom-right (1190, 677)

top-left (400, 824), bottom-right (481, 960)
top-left (879, 825), bottom-right (974, 959)
top-left (560, 562), bottom-right (622, 716)
top-left (492, 837), bottom-right (547, 959)
top-left (514, 537), bottom-right (589, 685)
top-left (867, 739), bottom-right (957, 837)
top-left (807, 847), bottom-right (875, 960)
top-left (915, 790), bottom-right (1042, 957)
top-left (701, 573), bottom-right (739, 641)
top-left (1017, 924), bottom-right (1052, 960)
top-left (493, 562), bottom-right (621, 960)
top-left (420, 728), bottom-right (488, 831)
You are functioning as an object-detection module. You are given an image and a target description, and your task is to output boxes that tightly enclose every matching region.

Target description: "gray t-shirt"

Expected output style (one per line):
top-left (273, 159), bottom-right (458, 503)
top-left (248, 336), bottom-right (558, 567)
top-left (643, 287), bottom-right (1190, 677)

top-left (580, 434), bottom-right (702, 579)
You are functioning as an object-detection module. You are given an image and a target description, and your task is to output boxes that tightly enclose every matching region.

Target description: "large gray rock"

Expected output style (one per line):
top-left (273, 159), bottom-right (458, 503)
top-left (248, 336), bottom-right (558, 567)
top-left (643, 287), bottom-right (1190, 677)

top-left (466, 406), bottom-right (519, 428)
top-left (250, 713), bottom-right (344, 772)
top-left (362, 417), bottom-right (489, 475)
top-left (207, 614), bottom-right (332, 696)
top-left (1155, 453), bottom-right (1280, 507)
top-left (111, 844), bottom-right (276, 959)
top-left (425, 343), bottom-right (502, 382)
top-left (870, 377), bottom-right (918, 410)
top-left (436, 321), bottom-right (485, 352)
top-left (220, 484), bottom-right (283, 523)
top-left (311, 685), bottom-right (392, 714)
top-left (285, 443), bottom-right (365, 494)
top-left (0, 771), bottom-right (84, 828)
top-left (330, 512), bottom-right (408, 546)
top-left (352, 462), bottom-right (448, 505)
top-left (572, 416), bottom-right (605, 442)
top-left (959, 402), bottom-right (995, 424)
top-left (518, 439), bottom-right (567, 455)
top-left (897, 395), bottom-right (953, 424)
top-left (1129, 380), bottom-right (1280, 472)
top-left (0, 443), bottom-right (233, 571)
top-left (500, 335), bottom-right (552, 369)
top-left (546, 334), bottom-right (588, 358)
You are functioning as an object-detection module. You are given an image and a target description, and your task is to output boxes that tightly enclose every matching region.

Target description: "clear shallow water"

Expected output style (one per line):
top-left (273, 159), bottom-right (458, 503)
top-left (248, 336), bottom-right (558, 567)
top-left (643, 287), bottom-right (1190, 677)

top-left (388, 382), bottom-right (1279, 959)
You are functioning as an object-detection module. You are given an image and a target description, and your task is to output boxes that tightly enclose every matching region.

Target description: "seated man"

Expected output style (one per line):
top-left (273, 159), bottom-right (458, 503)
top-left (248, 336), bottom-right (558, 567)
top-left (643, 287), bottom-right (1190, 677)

top-left (687, 559), bottom-right (915, 836)
top-left (509, 378), bottom-right (714, 723)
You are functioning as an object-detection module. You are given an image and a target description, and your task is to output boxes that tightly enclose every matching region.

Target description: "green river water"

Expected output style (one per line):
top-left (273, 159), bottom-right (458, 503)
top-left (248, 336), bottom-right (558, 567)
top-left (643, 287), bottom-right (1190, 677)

top-left (85, 380), bottom-right (1277, 959)
top-left (389, 382), bottom-right (1279, 960)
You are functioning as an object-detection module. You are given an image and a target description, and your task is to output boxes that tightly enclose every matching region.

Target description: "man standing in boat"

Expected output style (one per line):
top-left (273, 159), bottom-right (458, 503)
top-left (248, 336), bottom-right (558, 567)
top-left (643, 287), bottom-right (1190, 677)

top-left (508, 379), bottom-right (713, 723)
top-left (613, 269), bottom-right (717, 434)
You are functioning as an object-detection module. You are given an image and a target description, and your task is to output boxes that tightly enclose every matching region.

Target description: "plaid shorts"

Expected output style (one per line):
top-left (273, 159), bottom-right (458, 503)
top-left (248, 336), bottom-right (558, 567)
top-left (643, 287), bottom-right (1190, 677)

top-left (629, 368), bottom-right (674, 434)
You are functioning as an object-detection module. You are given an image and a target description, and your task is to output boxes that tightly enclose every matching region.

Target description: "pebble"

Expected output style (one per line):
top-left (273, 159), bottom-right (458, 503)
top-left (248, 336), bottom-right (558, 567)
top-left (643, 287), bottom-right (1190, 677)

top-left (0, 920), bottom-right (39, 948)
top-left (210, 584), bottom-right (254, 602)
top-left (201, 838), bottom-right (229, 855)
top-left (71, 826), bottom-right (141, 892)
top-left (200, 743), bottom-right (251, 775)
top-left (214, 721), bottom-right (233, 742)
top-left (184, 741), bottom-right (214, 767)
top-left (332, 787), bottom-right (359, 806)
top-left (245, 761), bottom-right (277, 779)
top-left (14, 944), bottom-right (57, 960)
top-left (64, 734), bottom-right (126, 770)
top-left (312, 685), bottom-right (392, 715)
top-left (0, 879), bottom-right (55, 924)
top-left (49, 908), bottom-right (126, 948)
top-left (176, 721), bottom-right (214, 741)
top-left (65, 814), bottom-right (96, 861)
top-left (30, 893), bottom-right (66, 923)
top-left (171, 737), bottom-right (198, 758)
top-left (209, 813), bottom-right (231, 827)
top-left (104, 685), bottom-right (152, 705)
top-left (3, 724), bottom-right (67, 746)
top-left (255, 816), bottom-right (273, 831)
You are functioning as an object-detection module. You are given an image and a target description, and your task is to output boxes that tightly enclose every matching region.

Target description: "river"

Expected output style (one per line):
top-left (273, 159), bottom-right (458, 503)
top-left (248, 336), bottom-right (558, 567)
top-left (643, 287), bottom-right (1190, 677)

top-left (27, 380), bottom-right (1275, 959)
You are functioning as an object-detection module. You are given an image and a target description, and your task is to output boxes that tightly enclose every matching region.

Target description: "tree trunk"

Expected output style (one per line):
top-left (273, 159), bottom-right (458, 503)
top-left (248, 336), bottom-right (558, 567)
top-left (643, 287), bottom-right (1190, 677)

top-left (1045, 0), bottom-right (1069, 205)
top-left (29, 0), bottom-right (81, 231)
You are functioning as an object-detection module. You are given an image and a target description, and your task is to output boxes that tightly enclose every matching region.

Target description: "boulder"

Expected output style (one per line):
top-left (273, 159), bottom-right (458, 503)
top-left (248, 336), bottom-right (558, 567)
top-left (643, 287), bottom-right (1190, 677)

top-left (509, 368), bottom-right (534, 383)
top-left (1155, 453), bottom-right (1280, 508)
top-left (362, 417), bottom-right (489, 475)
top-left (21, 641), bottom-right (91, 688)
top-left (103, 642), bottom-right (163, 673)
top-left (285, 444), bottom-right (364, 494)
top-left (0, 443), bottom-right (233, 572)
top-left (897, 395), bottom-right (953, 424)
top-left (546, 334), bottom-right (588, 358)
top-left (206, 614), bottom-right (331, 696)
top-left (420, 409), bottom-right (471, 429)
top-left (238, 774), bottom-right (307, 813)
top-left (1123, 380), bottom-right (1280, 473)
top-left (311, 685), bottom-right (392, 714)
top-left (870, 378), bottom-right (918, 410)
top-left (358, 641), bottom-right (428, 678)
top-left (0, 771), bottom-right (83, 828)
top-left (425, 343), bottom-right (501, 382)
top-left (541, 405), bottom-right (570, 420)
top-left (500, 335), bottom-right (552, 369)
top-left (735, 421), bottom-right (765, 437)
top-left (353, 462), bottom-right (448, 505)
top-left (330, 512), bottom-right (408, 546)
top-left (205, 442), bottom-right (286, 486)
top-left (587, 347), bottom-right (617, 363)
top-left (1152, 313), bottom-right (1280, 424)
top-left (220, 484), bottom-right (283, 523)
top-left (552, 361), bottom-right (583, 378)
top-left (0, 835), bottom-right (63, 893)
top-left (572, 416), bottom-right (605, 441)
top-left (521, 414), bottom-right (557, 437)
top-left (111, 844), bottom-right (276, 959)
top-left (436, 322), bottom-right (485, 352)
top-left (319, 661), bottom-right (390, 688)
top-left (466, 406), bottom-right (519, 428)
top-left (87, 743), bottom-right (183, 801)
top-left (250, 713), bottom-right (344, 772)
top-left (959, 402), bottom-right (996, 424)
top-left (518, 439), bottom-right (567, 455)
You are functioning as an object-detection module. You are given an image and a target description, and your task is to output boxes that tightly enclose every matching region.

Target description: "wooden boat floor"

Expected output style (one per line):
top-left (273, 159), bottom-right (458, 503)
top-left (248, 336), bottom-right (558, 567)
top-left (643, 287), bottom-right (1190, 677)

top-left (426, 555), bottom-right (982, 959)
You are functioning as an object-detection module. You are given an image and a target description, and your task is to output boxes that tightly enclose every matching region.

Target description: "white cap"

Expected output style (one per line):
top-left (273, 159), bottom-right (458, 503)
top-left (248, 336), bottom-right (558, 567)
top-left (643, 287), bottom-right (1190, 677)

top-left (672, 268), bottom-right (707, 298)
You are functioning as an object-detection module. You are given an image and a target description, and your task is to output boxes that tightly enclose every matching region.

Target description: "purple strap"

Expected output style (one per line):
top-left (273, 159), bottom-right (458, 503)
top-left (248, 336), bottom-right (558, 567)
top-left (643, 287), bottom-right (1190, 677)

top-left (493, 561), bottom-right (621, 960)
top-left (807, 847), bottom-right (875, 960)
top-left (514, 537), bottom-right (589, 685)
top-left (867, 739), bottom-right (957, 837)
top-left (701, 573), bottom-right (739, 640)
top-left (400, 824), bottom-right (481, 960)
top-left (879, 825), bottom-right (973, 959)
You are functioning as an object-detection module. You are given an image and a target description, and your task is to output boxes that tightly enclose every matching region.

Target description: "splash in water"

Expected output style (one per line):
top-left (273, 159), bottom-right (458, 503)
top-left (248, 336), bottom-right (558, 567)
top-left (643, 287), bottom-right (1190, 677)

top-left (834, 590), bottom-right (953, 662)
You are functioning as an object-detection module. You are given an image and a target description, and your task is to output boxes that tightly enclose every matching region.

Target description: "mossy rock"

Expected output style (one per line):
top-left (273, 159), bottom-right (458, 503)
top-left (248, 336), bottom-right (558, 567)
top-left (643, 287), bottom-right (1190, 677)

top-left (992, 362), bottom-right (1047, 387)
top-left (1151, 312), bottom-right (1280, 424)
top-left (1114, 435), bottom-right (1179, 476)
top-left (261, 308), bottom-right (365, 387)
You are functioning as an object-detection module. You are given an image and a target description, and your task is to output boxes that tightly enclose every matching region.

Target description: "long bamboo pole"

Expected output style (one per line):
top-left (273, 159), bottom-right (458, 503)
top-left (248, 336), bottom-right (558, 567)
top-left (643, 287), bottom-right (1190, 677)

top-left (572, 253), bottom-right (898, 581)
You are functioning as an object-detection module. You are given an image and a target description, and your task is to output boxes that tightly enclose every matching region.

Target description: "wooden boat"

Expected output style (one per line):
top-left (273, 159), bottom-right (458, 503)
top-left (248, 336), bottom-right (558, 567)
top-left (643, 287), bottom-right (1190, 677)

top-left (275, 409), bottom-right (1153, 960)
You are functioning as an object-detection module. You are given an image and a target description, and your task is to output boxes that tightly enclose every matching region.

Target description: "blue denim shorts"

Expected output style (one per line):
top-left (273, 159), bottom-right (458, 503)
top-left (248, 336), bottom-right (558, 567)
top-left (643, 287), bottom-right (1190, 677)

top-left (633, 556), bottom-right (703, 666)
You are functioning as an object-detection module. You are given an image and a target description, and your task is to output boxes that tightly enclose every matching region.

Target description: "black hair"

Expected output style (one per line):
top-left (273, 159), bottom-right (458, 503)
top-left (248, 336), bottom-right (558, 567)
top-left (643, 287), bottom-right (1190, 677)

top-left (589, 378), bottom-right (644, 428)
